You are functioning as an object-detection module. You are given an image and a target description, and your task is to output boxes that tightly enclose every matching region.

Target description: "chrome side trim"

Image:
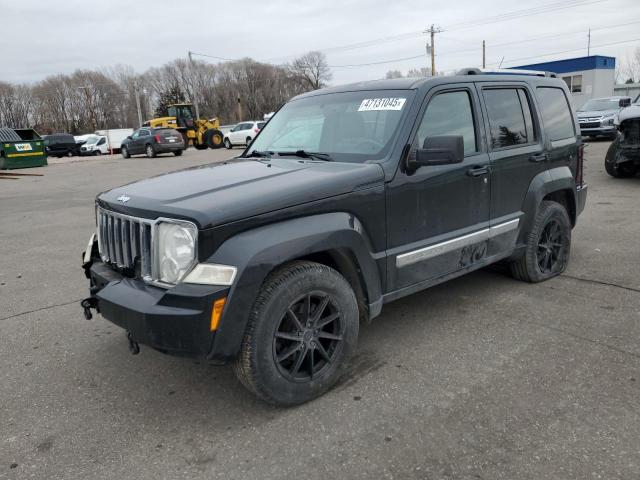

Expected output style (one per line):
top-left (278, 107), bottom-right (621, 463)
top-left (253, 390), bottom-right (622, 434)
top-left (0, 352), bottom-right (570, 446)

top-left (396, 218), bottom-right (520, 268)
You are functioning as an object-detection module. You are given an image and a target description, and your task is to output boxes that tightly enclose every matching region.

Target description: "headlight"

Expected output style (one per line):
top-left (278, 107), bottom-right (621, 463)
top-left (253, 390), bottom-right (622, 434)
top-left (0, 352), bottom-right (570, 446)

top-left (602, 116), bottom-right (615, 126)
top-left (157, 221), bottom-right (197, 284)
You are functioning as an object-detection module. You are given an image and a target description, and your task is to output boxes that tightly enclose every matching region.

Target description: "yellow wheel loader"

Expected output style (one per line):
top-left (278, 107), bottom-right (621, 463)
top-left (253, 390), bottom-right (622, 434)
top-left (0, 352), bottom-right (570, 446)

top-left (143, 104), bottom-right (224, 149)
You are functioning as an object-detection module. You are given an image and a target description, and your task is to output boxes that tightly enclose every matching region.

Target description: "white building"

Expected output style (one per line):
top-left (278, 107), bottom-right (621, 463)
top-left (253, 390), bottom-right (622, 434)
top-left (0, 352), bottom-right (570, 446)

top-left (513, 55), bottom-right (615, 110)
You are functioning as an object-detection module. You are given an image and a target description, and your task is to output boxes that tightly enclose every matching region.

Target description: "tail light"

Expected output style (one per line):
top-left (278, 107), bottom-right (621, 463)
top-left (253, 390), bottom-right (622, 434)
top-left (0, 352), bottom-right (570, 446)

top-left (155, 134), bottom-right (162, 143)
top-left (254, 128), bottom-right (259, 133)
top-left (576, 144), bottom-right (584, 187)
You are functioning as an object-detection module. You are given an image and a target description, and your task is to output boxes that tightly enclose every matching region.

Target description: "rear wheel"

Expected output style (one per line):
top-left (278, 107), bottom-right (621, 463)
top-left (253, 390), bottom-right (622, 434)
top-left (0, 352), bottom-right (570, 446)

top-left (174, 149), bottom-right (183, 157)
top-left (246, 136), bottom-right (252, 147)
top-left (145, 144), bottom-right (156, 158)
top-left (510, 200), bottom-right (571, 283)
top-left (204, 129), bottom-right (224, 149)
top-left (234, 261), bottom-right (359, 406)
top-left (94, 151), bottom-right (101, 156)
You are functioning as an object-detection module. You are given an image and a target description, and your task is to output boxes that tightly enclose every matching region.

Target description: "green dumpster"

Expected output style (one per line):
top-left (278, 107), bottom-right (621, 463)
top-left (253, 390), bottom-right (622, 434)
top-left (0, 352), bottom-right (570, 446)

top-left (0, 127), bottom-right (48, 170)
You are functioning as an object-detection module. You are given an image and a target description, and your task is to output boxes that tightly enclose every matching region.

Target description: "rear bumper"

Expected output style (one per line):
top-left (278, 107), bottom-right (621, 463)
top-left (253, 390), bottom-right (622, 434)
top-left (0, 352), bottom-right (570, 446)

top-left (88, 261), bottom-right (227, 359)
top-left (576, 185), bottom-right (588, 217)
top-left (155, 143), bottom-right (185, 153)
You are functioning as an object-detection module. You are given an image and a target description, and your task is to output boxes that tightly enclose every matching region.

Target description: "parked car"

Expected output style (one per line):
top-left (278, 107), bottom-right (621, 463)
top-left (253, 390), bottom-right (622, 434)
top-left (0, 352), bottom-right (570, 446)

top-left (604, 102), bottom-right (640, 177)
top-left (120, 127), bottom-right (185, 158)
top-left (576, 96), bottom-right (632, 139)
top-left (80, 135), bottom-right (109, 156)
top-left (43, 133), bottom-right (79, 158)
top-left (81, 69), bottom-right (587, 406)
top-left (223, 121), bottom-right (266, 148)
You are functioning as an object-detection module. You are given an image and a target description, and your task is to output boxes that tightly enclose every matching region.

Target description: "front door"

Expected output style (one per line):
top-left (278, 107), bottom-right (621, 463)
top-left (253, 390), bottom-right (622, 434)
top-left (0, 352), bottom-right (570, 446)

top-left (386, 84), bottom-right (491, 292)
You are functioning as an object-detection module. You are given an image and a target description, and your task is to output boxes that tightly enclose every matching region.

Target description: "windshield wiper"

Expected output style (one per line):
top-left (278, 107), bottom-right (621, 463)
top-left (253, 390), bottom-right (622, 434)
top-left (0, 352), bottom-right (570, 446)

top-left (276, 150), bottom-right (333, 162)
top-left (244, 150), bottom-right (274, 159)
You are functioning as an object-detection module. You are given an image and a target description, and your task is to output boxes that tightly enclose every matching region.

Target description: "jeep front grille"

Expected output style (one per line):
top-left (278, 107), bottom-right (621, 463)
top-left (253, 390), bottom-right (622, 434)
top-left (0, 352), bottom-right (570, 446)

top-left (96, 207), bottom-right (153, 279)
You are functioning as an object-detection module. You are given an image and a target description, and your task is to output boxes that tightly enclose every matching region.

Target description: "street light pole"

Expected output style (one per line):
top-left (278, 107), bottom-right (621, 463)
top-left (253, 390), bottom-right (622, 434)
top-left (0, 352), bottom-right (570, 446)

top-left (188, 51), bottom-right (201, 120)
top-left (134, 79), bottom-right (143, 127)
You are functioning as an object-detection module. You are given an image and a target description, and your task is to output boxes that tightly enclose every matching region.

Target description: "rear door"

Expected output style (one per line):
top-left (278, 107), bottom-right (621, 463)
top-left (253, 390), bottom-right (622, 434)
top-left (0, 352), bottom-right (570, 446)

top-left (477, 82), bottom-right (545, 256)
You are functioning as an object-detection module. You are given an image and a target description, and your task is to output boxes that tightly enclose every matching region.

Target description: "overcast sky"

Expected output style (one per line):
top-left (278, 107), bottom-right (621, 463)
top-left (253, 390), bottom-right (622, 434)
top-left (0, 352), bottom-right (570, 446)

top-left (1, 0), bottom-right (639, 85)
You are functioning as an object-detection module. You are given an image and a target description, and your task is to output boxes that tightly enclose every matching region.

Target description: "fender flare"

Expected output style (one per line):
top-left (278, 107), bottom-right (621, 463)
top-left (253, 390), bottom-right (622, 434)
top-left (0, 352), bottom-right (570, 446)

top-left (205, 212), bottom-right (383, 361)
top-left (518, 166), bottom-right (577, 245)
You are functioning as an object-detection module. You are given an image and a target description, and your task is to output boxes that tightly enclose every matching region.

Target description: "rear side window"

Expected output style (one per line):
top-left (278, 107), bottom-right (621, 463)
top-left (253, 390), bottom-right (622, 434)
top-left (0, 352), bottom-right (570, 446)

top-left (416, 90), bottom-right (477, 155)
top-left (483, 88), bottom-right (535, 149)
top-left (257, 122), bottom-right (266, 129)
top-left (536, 87), bottom-right (575, 141)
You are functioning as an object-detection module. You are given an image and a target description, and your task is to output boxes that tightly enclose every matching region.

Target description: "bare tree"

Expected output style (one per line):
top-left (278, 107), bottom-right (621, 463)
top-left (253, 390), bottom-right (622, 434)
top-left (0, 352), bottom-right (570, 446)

top-left (289, 51), bottom-right (332, 90)
top-left (621, 47), bottom-right (640, 84)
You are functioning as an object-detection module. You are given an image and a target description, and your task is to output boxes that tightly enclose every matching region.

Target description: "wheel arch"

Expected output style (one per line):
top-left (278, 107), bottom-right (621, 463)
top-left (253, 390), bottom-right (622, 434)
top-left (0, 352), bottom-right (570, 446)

top-left (205, 212), bottom-right (383, 361)
top-left (518, 166), bottom-right (578, 245)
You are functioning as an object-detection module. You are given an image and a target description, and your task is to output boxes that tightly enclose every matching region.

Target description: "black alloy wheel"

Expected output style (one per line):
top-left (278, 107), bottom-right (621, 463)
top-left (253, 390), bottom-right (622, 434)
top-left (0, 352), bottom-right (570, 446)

top-left (273, 292), bottom-right (344, 382)
top-left (536, 218), bottom-right (565, 274)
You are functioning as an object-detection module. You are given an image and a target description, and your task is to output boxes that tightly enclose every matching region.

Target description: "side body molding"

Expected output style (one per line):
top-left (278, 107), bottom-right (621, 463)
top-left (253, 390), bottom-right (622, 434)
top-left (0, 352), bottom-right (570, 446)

top-left (204, 212), bottom-right (383, 361)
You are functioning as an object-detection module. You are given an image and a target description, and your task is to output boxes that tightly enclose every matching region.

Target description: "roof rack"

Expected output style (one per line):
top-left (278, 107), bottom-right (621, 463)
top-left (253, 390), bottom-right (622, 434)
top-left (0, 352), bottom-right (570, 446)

top-left (457, 67), bottom-right (557, 78)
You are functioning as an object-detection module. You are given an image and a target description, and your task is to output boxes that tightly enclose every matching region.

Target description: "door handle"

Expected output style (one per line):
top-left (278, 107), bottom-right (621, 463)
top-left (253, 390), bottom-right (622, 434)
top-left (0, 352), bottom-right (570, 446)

top-left (466, 165), bottom-right (490, 177)
top-left (529, 153), bottom-right (548, 163)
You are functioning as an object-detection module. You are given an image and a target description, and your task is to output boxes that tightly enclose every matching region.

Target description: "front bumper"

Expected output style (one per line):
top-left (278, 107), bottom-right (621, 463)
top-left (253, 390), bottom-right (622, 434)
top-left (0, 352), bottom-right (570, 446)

top-left (579, 125), bottom-right (616, 137)
top-left (88, 260), bottom-right (228, 359)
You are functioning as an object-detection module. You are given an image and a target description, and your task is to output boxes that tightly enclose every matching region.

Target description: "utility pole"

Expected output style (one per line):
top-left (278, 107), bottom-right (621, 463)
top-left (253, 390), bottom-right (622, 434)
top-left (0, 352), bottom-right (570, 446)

top-left (424, 25), bottom-right (443, 76)
top-left (187, 51), bottom-right (201, 120)
top-left (134, 79), bottom-right (143, 127)
top-left (587, 28), bottom-right (591, 56)
top-left (482, 40), bottom-right (486, 68)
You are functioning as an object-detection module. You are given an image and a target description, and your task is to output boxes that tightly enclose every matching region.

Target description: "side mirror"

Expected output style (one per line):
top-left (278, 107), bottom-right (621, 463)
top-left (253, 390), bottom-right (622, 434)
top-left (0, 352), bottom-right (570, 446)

top-left (619, 98), bottom-right (631, 108)
top-left (126, 136), bottom-right (132, 140)
top-left (409, 135), bottom-right (464, 170)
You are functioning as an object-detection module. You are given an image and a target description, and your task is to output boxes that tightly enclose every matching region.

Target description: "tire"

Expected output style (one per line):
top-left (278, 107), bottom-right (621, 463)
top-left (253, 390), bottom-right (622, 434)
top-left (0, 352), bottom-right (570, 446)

top-left (605, 143), bottom-right (637, 178)
top-left (246, 136), bottom-right (252, 147)
top-left (145, 144), bottom-right (156, 158)
top-left (224, 138), bottom-right (232, 149)
top-left (121, 146), bottom-right (130, 159)
top-left (204, 129), bottom-right (224, 149)
top-left (174, 149), bottom-right (183, 157)
top-left (510, 200), bottom-right (571, 283)
top-left (66, 151), bottom-right (73, 157)
top-left (234, 261), bottom-right (359, 406)
top-left (194, 142), bottom-right (208, 150)
top-left (94, 151), bottom-right (101, 156)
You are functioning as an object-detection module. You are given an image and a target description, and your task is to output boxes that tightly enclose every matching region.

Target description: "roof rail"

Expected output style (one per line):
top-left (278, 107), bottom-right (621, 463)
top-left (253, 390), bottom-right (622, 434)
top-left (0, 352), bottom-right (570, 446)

top-left (457, 67), bottom-right (557, 78)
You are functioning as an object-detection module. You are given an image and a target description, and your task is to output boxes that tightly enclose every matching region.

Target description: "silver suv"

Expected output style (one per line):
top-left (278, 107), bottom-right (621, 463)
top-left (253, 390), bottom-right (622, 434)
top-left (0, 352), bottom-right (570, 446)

top-left (577, 96), bottom-right (631, 138)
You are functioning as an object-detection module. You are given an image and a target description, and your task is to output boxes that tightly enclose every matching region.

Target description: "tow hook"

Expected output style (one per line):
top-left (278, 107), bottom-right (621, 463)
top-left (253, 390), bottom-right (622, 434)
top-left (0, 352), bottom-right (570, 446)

top-left (127, 331), bottom-right (140, 355)
top-left (80, 297), bottom-right (99, 320)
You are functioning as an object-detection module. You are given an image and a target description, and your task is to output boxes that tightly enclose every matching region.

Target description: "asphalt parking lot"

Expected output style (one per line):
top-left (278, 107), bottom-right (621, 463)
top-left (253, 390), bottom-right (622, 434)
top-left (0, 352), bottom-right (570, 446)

top-left (1, 141), bottom-right (639, 480)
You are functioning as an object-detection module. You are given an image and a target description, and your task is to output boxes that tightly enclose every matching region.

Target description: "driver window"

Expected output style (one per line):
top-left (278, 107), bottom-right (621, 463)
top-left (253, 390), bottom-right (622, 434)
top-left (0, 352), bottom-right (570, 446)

top-left (132, 131), bottom-right (140, 139)
top-left (416, 90), bottom-right (477, 156)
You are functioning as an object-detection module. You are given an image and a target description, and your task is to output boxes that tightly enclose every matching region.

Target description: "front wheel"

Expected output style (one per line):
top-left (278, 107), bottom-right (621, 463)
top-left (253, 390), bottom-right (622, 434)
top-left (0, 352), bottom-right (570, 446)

top-left (510, 200), bottom-right (571, 283)
top-left (234, 261), bottom-right (359, 406)
top-left (224, 138), bottom-right (232, 149)
top-left (121, 146), bottom-right (130, 158)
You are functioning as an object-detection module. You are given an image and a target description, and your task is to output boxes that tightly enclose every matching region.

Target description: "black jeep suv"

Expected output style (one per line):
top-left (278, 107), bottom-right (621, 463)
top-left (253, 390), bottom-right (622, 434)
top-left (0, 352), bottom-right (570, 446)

top-left (81, 69), bottom-right (587, 405)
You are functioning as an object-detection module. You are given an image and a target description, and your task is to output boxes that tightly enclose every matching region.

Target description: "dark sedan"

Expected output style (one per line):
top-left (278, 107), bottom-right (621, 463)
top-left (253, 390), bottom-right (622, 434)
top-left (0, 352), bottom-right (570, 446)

top-left (121, 127), bottom-right (185, 158)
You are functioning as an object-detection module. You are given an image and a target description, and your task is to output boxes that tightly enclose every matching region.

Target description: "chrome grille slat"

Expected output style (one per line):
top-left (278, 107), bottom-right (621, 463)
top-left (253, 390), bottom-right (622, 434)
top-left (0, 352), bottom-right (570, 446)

top-left (96, 207), bottom-right (153, 274)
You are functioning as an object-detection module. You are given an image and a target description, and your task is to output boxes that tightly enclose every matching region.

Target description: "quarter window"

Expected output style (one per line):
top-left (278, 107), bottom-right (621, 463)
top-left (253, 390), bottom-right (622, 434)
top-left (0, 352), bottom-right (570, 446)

top-left (483, 88), bottom-right (535, 149)
top-left (416, 90), bottom-right (477, 156)
top-left (536, 87), bottom-right (576, 141)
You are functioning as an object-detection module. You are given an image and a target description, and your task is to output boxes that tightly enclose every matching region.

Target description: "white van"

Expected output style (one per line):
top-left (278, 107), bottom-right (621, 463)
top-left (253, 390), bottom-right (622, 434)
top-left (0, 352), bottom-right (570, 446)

top-left (80, 135), bottom-right (109, 156)
top-left (94, 128), bottom-right (134, 153)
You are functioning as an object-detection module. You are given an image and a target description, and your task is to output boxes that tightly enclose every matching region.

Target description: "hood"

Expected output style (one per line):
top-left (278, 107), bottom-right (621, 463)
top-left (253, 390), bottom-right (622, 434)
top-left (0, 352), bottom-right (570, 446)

top-left (577, 109), bottom-right (618, 118)
top-left (617, 105), bottom-right (640, 124)
top-left (98, 157), bottom-right (385, 228)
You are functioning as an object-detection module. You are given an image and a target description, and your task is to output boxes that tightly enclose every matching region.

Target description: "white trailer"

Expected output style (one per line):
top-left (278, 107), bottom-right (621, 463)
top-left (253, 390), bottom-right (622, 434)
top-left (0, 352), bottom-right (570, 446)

top-left (94, 128), bottom-right (134, 153)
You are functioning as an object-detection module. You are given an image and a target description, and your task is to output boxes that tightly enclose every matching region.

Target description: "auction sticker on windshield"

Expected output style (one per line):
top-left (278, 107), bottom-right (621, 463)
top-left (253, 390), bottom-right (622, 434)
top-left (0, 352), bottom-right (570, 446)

top-left (358, 98), bottom-right (406, 112)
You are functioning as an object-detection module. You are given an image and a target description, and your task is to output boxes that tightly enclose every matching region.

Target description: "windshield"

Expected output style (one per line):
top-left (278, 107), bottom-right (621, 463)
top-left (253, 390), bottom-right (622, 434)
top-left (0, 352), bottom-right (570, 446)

top-left (85, 135), bottom-right (99, 145)
top-left (579, 98), bottom-right (621, 111)
top-left (247, 90), bottom-right (415, 162)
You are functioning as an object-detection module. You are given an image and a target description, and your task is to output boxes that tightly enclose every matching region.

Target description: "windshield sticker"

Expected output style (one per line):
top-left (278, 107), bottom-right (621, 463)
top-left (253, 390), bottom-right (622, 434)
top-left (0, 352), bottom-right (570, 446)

top-left (358, 98), bottom-right (406, 112)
